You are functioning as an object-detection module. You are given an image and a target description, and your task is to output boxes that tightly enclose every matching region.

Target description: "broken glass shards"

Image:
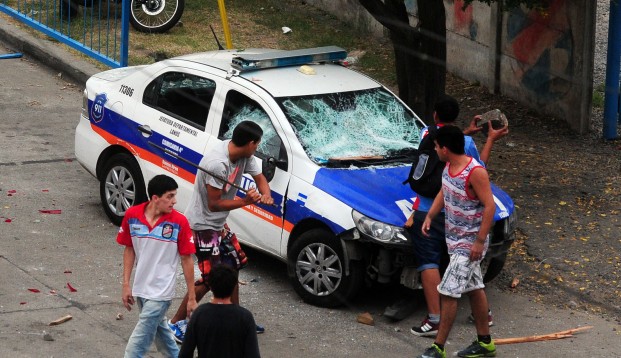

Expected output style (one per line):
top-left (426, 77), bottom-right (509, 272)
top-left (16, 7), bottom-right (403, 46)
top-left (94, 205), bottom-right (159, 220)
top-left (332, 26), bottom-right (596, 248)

top-left (279, 88), bottom-right (422, 164)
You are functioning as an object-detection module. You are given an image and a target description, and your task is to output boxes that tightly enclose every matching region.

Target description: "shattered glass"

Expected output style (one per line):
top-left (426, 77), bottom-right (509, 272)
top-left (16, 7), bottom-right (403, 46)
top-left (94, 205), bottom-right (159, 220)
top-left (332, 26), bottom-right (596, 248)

top-left (277, 88), bottom-right (422, 165)
top-left (223, 105), bottom-right (283, 160)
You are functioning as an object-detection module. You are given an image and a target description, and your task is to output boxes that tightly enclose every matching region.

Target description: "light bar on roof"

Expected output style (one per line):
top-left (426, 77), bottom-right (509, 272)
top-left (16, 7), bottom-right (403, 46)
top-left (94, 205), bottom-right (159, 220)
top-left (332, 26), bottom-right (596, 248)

top-left (231, 46), bottom-right (347, 72)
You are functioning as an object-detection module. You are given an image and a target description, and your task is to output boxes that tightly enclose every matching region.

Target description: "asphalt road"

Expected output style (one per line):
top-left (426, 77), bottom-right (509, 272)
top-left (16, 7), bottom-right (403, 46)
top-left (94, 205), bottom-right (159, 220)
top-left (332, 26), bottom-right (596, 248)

top-left (1, 37), bottom-right (621, 357)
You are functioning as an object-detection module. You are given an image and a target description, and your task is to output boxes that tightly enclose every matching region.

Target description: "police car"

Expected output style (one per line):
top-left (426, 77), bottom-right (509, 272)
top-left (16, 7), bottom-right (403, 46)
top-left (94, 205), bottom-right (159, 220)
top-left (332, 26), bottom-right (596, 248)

top-left (74, 46), bottom-right (517, 308)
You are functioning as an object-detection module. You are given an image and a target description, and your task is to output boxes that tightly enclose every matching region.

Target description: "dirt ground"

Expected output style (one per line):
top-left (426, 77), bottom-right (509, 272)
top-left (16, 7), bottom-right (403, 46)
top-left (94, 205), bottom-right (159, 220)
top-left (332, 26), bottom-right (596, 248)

top-left (445, 73), bottom-right (621, 323)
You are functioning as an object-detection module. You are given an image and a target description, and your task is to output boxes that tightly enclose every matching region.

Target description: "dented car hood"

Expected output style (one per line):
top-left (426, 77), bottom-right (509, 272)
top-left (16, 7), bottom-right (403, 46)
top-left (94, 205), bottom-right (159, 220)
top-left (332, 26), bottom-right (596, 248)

top-left (313, 166), bottom-right (514, 227)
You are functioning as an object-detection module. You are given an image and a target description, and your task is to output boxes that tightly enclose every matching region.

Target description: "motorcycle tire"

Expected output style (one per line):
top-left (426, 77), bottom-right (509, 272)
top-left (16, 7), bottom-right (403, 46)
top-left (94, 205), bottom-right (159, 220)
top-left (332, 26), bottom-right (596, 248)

top-left (129, 0), bottom-right (184, 33)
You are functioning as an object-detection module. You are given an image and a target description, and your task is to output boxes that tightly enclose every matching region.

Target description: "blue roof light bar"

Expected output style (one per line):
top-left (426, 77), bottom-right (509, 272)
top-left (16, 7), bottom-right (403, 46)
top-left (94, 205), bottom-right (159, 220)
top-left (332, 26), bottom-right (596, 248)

top-left (232, 46), bottom-right (347, 72)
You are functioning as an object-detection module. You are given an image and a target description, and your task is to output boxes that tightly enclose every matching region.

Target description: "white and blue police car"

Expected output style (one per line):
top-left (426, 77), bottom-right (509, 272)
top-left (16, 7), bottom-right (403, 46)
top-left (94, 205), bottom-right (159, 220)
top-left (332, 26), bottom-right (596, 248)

top-left (75, 46), bottom-right (517, 308)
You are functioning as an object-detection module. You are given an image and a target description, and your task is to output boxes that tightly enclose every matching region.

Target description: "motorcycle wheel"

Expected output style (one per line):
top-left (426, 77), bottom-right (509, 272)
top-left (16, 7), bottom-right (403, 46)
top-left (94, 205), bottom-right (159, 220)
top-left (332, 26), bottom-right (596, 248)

top-left (129, 0), bottom-right (184, 33)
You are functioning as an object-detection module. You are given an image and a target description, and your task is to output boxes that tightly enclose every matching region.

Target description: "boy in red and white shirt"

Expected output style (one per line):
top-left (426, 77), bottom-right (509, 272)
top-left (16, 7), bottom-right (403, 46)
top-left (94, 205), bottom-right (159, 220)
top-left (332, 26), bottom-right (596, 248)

top-left (118, 174), bottom-right (196, 358)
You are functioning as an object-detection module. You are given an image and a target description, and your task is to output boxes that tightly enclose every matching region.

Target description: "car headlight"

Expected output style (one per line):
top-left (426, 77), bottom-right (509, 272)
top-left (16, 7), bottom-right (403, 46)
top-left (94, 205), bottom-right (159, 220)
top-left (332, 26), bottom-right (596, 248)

top-left (352, 210), bottom-right (409, 244)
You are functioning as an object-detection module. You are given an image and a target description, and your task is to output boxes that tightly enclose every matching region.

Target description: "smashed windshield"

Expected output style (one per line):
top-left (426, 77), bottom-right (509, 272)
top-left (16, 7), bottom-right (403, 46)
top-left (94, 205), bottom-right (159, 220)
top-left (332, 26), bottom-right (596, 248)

top-left (277, 88), bottom-right (423, 166)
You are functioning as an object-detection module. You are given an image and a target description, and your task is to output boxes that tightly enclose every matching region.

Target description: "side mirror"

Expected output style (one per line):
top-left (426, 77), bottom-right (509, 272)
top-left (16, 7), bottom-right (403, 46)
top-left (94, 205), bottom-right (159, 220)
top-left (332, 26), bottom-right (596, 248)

top-left (262, 157), bottom-right (277, 182)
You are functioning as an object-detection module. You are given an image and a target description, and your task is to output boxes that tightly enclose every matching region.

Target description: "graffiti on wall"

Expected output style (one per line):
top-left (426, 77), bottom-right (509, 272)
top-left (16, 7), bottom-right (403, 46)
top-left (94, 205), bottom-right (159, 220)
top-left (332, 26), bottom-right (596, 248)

top-left (452, 0), bottom-right (477, 40)
top-left (506, 0), bottom-right (573, 101)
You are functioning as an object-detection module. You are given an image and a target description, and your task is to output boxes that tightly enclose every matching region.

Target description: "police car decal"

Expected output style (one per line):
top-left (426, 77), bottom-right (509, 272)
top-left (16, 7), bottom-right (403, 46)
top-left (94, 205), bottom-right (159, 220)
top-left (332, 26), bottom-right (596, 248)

top-left (313, 167), bottom-right (514, 227)
top-left (90, 93), bottom-right (108, 123)
top-left (87, 99), bottom-right (202, 183)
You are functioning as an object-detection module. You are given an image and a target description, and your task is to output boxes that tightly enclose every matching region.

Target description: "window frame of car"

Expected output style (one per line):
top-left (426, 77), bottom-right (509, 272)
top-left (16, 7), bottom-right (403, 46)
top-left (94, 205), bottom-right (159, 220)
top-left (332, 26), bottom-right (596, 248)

top-left (142, 70), bottom-right (217, 132)
top-left (217, 88), bottom-right (289, 172)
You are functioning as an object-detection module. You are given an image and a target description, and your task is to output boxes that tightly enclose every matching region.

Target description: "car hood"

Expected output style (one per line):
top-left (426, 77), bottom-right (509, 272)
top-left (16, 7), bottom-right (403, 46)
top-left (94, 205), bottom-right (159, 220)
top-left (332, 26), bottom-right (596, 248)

top-left (313, 166), bottom-right (514, 227)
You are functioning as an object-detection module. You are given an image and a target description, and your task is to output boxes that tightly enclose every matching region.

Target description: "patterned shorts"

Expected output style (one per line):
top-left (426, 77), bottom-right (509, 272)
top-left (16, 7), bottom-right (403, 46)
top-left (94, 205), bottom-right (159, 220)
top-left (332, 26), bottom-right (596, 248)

top-left (437, 254), bottom-right (485, 298)
top-left (193, 226), bottom-right (247, 286)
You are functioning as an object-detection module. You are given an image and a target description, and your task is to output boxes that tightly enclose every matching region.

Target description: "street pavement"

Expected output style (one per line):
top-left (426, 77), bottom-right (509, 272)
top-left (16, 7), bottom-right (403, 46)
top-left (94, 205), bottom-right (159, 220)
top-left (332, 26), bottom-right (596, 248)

top-left (1, 14), bottom-right (621, 357)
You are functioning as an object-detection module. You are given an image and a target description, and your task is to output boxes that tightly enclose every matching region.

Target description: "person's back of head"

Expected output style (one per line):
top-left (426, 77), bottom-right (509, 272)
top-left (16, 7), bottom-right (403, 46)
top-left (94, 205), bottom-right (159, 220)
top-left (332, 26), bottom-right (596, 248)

top-left (231, 121), bottom-right (263, 147)
top-left (436, 125), bottom-right (465, 155)
top-left (208, 264), bottom-right (238, 299)
top-left (147, 174), bottom-right (178, 199)
top-left (434, 94), bottom-right (460, 124)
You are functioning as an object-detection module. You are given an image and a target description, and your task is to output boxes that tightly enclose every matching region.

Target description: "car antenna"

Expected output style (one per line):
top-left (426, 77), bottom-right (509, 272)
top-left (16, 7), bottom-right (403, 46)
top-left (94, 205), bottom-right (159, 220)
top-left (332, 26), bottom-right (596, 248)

top-left (210, 25), bottom-right (225, 50)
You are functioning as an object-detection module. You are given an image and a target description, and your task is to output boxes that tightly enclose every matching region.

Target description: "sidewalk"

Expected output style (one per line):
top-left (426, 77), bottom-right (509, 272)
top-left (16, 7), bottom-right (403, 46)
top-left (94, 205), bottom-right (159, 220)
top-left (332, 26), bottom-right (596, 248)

top-left (0, 14), bottom-right (100, 85)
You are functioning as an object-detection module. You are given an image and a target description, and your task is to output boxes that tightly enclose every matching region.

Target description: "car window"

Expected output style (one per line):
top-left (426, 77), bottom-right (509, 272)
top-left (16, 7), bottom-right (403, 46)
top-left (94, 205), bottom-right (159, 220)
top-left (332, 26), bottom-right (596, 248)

top-left (218, 90), bottom-right (286, 163)
top-left (143, 72), bottom-right (215, 130)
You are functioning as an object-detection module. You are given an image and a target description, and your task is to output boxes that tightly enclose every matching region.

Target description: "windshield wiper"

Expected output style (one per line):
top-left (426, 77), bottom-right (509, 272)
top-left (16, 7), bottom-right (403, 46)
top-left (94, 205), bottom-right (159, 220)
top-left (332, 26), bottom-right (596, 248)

top-left (326, 156), bottom-right (386, 168)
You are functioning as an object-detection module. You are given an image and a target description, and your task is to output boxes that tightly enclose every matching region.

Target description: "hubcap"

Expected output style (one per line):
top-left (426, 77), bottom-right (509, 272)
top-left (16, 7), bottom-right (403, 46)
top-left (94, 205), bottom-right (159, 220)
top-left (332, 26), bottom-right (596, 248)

top-left (104, 166), bottom-right (136, 217)
top-left (132, 0), bottom-right (178, 28)
top-left (295, 243), bottom-right (342, 297)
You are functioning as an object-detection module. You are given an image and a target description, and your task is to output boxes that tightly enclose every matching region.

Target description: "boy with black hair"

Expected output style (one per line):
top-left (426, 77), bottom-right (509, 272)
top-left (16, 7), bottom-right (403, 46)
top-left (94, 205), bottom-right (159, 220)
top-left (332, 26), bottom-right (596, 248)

top-left (417, 125), bottom-right (496, 358)
top-left (169, 120), bottom-right (274, 342)
top-left (179, 264), bottom-right (261, 358)
top-left (406, 94), bottom-right (507, 337)
top-left (118, 174), bottom-right (196, 358)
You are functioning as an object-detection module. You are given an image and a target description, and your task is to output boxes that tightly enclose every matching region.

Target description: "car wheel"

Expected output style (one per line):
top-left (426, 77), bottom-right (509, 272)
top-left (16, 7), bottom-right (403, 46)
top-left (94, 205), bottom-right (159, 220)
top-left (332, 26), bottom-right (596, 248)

top-left (99, 153), bottom-right (147, 226)
top-left (287, 229), bottom-right (364, 308)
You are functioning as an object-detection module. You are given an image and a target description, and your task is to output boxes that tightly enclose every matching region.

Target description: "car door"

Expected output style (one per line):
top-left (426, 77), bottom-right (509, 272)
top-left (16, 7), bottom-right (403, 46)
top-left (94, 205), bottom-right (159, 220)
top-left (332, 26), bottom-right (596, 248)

top-left (209, 86), bottom-right (291, 256)
top-left (136, 68), bottom-right (221, 209)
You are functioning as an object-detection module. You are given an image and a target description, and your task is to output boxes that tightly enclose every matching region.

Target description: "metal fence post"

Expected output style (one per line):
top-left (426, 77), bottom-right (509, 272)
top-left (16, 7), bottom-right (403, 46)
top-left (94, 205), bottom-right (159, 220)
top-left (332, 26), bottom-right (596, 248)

top-left (603, 0), bottom-right (621, 139)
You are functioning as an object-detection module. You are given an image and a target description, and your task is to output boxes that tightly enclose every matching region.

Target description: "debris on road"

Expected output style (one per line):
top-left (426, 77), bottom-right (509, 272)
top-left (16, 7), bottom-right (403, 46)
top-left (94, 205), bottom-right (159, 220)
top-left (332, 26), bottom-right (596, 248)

top-left (39, 209), bottom-right (62, 214)
top-left (66, 283), bottom-right (77, 292)
top-left (510, 277), bottom-right (520, 288)
top-left (116, 313), bottom-right (124, 320)
top-left (43, 332), bottom-right (54, 341)
top-left (27, 288), bottom-right (41, 293)
top-left (49, 314), bottom-right (73, 326)
top-left (356, 312), bottom-right (374, 326)
top-left (495, 326), bottom-right (593, 345)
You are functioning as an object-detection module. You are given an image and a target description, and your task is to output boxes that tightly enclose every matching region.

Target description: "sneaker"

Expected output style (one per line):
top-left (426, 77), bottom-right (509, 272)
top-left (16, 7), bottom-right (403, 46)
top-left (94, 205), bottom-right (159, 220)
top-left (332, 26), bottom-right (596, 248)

top-left (256, 324), bottom-right (265, 334)
top-left (467, 309), bottom-right (494, 327)
top-left (457, 340), bottom-right (496, 357)
top-left (410, 316), bottom-right (439, 337)
top-left (417, 343), bottom-right (446, 358)
top-left (168, 319), bottom-right (187, 343)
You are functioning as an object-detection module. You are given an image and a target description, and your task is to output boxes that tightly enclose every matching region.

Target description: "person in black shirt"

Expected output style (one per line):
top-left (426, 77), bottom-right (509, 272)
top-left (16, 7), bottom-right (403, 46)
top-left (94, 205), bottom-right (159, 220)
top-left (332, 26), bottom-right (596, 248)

top-left (179, 264), bottom-right (260, 358)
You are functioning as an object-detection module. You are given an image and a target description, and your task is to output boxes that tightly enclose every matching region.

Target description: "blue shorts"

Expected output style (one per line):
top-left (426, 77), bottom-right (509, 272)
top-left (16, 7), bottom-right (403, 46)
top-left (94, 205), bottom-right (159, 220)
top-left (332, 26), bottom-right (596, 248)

top-left (408, 210), bottom-right (446, 272)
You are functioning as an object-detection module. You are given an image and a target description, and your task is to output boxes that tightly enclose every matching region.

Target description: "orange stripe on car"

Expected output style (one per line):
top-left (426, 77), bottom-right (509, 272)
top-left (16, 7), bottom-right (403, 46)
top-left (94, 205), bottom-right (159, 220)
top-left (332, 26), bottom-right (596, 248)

top-left (91, 124), bottom-right (197, 184)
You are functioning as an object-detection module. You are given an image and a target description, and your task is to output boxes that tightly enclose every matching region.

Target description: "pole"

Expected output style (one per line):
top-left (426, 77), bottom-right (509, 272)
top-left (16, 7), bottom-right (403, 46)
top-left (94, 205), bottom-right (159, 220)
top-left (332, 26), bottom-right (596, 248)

top-left (0, 53), bottom-right (23, 59)
top-left (603, 0), bottom-right (621, 139)
top-left (148, 141), bottom-right (246, 193)
top-left (148, 141), bottom-right (278, 207)
top-left (217, 0), bottom-right (233, 49)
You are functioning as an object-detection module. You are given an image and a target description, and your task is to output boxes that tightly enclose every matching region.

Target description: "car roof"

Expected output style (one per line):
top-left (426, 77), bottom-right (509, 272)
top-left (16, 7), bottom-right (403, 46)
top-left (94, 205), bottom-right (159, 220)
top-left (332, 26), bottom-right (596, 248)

top-left (171, 48), bottom-right (382, 97)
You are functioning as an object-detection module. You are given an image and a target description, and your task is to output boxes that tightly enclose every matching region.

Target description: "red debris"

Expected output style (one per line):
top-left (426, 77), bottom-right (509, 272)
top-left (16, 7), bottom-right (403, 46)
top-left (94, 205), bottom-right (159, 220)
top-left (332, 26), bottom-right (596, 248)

top-left (64, 270), bottom-right (72, 274)
top-left (42, 189), bottom-right (49, 192)
top-left (66, 283), bottom-right (77, 292)
top-left (49, 290), bottom-right (57, 295)
top-left (4, 219), bottom-right (11, 223)
top-left (20, 302), bottom-right (27, 305)
top-left (39, 209), bottom-right (62, 214)
top-left (27, 288), bottom-right (41, 293)
top-left (8, 190), bottom-right (16, 193)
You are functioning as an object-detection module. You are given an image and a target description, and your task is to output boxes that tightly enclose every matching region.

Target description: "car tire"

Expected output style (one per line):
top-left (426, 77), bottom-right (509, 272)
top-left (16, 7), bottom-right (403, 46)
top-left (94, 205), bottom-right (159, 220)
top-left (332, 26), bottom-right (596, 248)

top-left (99, 153), bottom-right (147, 226)
top-left (482, 255), bottom-right (507, 283)
top-left (287, 229), bottom-right (364, 308)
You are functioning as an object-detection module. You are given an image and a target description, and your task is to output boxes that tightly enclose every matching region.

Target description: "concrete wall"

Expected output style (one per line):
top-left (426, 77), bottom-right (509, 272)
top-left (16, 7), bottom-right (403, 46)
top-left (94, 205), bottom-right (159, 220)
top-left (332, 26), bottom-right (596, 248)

top-left (305, 0), bottom-right (596, 133)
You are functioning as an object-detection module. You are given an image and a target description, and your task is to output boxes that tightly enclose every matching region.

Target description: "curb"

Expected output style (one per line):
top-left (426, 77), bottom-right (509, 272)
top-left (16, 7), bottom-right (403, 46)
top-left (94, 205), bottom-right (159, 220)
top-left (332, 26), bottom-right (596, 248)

top-left (0, 15), bottom-right (101, 85)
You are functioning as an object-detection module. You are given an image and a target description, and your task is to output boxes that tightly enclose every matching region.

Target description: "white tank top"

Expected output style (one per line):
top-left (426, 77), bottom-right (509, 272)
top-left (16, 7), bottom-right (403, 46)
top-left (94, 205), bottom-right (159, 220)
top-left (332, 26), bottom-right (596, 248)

top-left (442, 157), bottom-right (488, 257)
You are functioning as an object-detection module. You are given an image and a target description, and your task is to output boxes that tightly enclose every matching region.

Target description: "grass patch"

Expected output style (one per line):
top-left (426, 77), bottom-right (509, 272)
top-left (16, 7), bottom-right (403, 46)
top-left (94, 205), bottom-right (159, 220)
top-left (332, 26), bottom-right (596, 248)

top-left (1, 0), bottom-right (398, 87)
top-left (592, 83), bottom-right (605, 109)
